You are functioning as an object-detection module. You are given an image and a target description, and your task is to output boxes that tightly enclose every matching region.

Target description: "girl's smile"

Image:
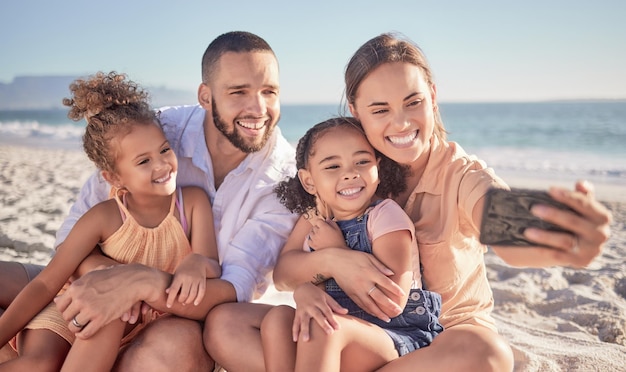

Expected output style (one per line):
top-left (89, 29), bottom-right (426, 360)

top-left (298, 125), bottom-right (380, 221)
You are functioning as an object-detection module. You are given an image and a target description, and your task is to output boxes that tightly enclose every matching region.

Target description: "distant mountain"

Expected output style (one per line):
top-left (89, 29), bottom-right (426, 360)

top-left (0, 75), bottom-right (197, 110)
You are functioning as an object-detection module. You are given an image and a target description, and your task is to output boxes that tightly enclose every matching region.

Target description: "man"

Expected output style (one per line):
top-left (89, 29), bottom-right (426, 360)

top-left (0, 31), bottom-right (297, 371)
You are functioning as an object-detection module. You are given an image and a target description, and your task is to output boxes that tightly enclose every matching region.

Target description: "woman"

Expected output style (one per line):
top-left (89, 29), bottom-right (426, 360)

top-left (269, 33), bottom-right (612, 371)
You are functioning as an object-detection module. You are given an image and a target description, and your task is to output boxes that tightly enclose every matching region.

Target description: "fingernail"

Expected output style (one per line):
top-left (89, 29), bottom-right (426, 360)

top-left (531, 205), bottom-right (547, 217)
top-left (524, 228), bottom-right (539, 240)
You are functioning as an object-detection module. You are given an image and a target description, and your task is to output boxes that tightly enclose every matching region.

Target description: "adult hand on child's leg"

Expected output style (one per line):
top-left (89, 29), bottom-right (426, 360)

top-left (55, 264), bottom-right (162, 338)
top-left (292, 282), bottom-right (348, 342)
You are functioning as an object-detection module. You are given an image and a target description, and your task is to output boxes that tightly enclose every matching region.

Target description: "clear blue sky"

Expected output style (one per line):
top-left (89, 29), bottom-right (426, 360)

top-left (2, 0), bottom-right (625, 104)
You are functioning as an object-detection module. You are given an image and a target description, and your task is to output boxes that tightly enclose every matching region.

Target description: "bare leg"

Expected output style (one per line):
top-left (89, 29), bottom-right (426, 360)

top-left (0, 261), bottom-right (36, 309)
top-left (260, 305), bottom-right (297, 372)
top-left (62, 319), bottom-right (125, 371)
top-left (376, 324), bottom-right (514, 372)
top-left (295, 315), bottom-right (397, 372)
top-left (114, 316), bottom-right (213, 372)
top-left (0, 261), bottom-right (40, 363)
top-left (0, 329), bottom-right (70, 372)
top-left (0, 346), bottom-right (15, 365)
top-left (204, 302), bottom-right (273, 372)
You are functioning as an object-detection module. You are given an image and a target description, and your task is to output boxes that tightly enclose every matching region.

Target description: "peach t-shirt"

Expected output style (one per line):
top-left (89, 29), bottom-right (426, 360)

top-left (303, 199), bottom-right (421, 287)
top-left (404, 136), bottom-right (507, 331)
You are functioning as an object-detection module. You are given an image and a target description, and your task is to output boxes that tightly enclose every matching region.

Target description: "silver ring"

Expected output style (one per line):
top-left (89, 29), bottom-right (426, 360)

top-left (367, 286), bottom-right (376, 296)
top-left (72, 316), bottom-right (85, 329)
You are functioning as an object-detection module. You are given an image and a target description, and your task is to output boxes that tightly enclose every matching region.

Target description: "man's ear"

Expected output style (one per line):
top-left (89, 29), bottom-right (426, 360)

top-left (198, 83), bottom-right (212, 110)
top-left (297, 169), bottom-right (316, 195)
top-left (101, 170), bottom-right (122, 189)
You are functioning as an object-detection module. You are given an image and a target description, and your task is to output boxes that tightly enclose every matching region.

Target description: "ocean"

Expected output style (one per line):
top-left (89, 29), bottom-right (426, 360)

top-left (1, 101), bottom-right (625, 187)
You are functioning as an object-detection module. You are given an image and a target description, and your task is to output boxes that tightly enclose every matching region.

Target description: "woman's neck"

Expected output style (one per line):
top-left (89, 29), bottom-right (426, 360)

top-left (395, 145), bottom-right (431, 207)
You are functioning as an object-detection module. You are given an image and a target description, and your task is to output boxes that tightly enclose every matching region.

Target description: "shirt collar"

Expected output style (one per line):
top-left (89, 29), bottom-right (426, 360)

top-left (410, 135), bottom-right (450, 196)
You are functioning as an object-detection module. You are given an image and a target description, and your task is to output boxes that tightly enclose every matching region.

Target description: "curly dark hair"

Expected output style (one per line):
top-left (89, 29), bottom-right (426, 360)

top-left (275, 116), bottom-right (408, 215)
top-left (62, 71), bottom-right (157, 173)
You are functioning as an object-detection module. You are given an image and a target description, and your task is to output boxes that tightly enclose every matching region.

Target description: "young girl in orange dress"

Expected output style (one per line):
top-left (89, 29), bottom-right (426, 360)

top-left (0, 72), bottom-right (220, 371)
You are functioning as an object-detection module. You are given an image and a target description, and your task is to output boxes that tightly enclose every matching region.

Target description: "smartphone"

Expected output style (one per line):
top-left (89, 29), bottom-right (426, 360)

top-left (479, 188), bottom-right (576, 247)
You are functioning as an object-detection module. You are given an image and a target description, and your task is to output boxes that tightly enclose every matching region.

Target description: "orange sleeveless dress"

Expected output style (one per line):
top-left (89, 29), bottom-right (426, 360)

top-left (15, 188), bottom-right (191, 347)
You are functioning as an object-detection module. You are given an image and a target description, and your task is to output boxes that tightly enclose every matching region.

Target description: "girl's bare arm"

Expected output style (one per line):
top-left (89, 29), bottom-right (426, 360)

top-left (0, 203), bottom-right (112, 345)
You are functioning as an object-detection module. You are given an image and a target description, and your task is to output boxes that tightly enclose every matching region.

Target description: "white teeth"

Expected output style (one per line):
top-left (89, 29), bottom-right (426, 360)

top-left (154, 174), bottom-right (170, 183)
top-left (388, 131), bottom-right (417, 145)
top-left (238, 120), bottom-right (265, 130)
top-left (339, 187), bottom-right (361, 196)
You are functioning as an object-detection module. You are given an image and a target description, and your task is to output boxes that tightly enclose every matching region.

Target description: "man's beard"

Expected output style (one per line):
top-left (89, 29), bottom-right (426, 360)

top-left (212, 99), bottom-right (277, 153)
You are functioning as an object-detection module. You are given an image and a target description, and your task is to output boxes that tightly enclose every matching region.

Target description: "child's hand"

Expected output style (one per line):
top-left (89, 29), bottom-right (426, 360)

top-left (166, 254), bottom-right (208, 308)
top-left (308, 218), bottom-right (345, 250)
top-left (292, 282), bottom-right (348, 342)
top-left (120, 301), bottom-right (151, 324)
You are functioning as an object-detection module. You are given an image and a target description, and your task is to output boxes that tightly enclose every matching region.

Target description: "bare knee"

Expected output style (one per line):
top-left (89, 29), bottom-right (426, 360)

top-left (0, 343), bottom-right (17, 363)
top-left (464, 333), bottom-right (512, 371)
top-left (438, 325), bottom-right (514, 372)
top-left (203, 302), bottom-right (239, 361)
top-left (204, 302), bottom-right (271, 354)
top-left (6, 329), bottom-right (70, 372)
top-left (261, 305), bottom-right (294, 336)
top-left (204, 303), bottom-right (236, 346)
top-left (204, 302), bottom-right (272, 372)
top-left (115, 317), bottom-right (212, 372)
top-left (487, 334), bottom-right (514, 371)
top-left (260, 305), bottom-right (295, 347)
top-left (0, 261), bottom-right (35, 308)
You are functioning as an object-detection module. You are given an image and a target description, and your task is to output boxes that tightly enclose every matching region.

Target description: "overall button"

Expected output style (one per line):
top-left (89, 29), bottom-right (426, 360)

top-left (410, 291), bottom-right (421, 301)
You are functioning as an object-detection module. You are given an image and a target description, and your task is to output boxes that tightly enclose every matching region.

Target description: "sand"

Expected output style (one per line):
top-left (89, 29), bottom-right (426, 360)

top-left (1, 144), bottom-right (625, 371)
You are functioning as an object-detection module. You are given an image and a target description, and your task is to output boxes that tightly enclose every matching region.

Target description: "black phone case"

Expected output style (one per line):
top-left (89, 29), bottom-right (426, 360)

top-left (479, 188), bottom-right (575, 247)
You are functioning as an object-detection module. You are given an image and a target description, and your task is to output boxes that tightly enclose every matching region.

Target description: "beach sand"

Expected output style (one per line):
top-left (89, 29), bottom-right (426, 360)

top-left (1, 144), bottom-right (625, 371)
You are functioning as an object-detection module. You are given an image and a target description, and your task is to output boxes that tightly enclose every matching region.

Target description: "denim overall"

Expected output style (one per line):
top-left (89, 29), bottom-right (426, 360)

top-left (324, 200), bottom-right (444, 356)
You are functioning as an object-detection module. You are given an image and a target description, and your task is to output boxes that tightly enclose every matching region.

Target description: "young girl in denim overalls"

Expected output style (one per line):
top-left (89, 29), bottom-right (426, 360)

top-left (261, 116), bottom-right (444, 372)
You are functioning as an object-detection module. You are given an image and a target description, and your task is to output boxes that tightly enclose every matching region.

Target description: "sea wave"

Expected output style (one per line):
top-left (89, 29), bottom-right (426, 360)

top-left (472, 146), bottom-right (626, 185)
